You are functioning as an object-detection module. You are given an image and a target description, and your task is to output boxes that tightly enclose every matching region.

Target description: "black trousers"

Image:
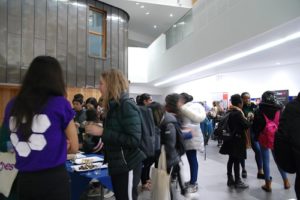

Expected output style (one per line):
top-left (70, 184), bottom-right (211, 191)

top-left (111, 163), bottom-right (142, 200)
top-left (141, 157), bottom-right (155, 185)
top-left (17, 164), bottom-right (70, 200)
top-left (227, 156), bottom-right (241, 181)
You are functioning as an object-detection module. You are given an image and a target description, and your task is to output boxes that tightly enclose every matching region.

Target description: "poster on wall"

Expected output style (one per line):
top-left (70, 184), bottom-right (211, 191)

top-left (273, 90), bottom-right (289, 105)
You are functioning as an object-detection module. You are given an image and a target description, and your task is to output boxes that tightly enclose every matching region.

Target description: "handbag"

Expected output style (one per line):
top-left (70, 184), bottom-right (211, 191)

top-left (0, 152), bottom-right (18, 197)
top-left (151, 145), bottom-right (171, 200)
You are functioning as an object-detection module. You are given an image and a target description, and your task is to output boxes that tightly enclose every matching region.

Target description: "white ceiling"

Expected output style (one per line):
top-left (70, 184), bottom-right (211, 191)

top-left (148, 16), bottom-right (300, 87)
top-left (102, 1), bottom-right (300, 89)
top-left (103, 0), bottom-right (191, 47)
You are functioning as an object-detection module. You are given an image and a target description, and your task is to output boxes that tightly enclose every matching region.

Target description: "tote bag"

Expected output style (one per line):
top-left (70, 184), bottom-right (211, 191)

top-left (151, 145), bottom-right (171, 200)
top-left (0, 152), bottom-right (18, 197)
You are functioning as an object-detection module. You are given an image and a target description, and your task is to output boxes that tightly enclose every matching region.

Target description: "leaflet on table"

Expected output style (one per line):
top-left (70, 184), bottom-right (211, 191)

top-left (71, 162), bottom-right (108, 172)
top-left (73, 156), bottom-right (104, 164)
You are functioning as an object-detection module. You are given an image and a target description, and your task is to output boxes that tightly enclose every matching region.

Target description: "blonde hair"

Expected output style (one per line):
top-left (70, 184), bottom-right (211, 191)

top-left (100, 69), bottom-right (129, 111)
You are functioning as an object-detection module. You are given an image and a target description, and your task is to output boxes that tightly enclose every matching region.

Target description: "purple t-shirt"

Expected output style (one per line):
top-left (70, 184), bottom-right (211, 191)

top-left (3, 96), bottom-right (75, 172)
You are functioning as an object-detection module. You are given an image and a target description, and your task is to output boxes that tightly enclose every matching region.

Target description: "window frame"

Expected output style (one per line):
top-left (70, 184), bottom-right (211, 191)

top-left (88, 6), bottom-right (107, 59)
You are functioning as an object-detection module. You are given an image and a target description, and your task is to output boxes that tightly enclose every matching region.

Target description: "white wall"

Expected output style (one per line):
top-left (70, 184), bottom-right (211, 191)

top-left (147, 0), bottom-right (300, 82)
top-left (162, 64), bottom-right (300, 105)
top-left (128, 47), bottom-right (148, 83)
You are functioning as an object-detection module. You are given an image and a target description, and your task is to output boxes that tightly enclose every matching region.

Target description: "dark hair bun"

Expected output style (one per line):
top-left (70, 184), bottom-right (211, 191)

top-left (180, 92), bottom-right (193, 103)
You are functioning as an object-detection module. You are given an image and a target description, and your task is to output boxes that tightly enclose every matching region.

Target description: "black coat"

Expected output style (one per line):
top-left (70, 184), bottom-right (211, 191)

top-left (219, 109), bottom-right (250, 159)
top-left (102, 93), bottom-right (146, 175)
top-left (160, 112), bottom-right (181, 170)
top-left (275, 95), bottom-right (300, 199)
top-left (252, 102), bottom-right (282, 141)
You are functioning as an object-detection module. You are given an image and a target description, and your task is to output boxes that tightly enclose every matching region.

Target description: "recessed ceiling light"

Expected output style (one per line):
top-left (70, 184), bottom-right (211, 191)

top-left (140, 5), bottom-right (145, 8)
top-left (170, 13), bottom-right (173, 17)
top-left (173, 25), bottom-right (177, 28)
top-left (154, 25), bottom-right (157, 29)
top-left (276, 62), bottom-right (281, 65)
top-left (145, 12), bottom-right (150, 15)
top-left (136, 2), bottom-right (140, 5)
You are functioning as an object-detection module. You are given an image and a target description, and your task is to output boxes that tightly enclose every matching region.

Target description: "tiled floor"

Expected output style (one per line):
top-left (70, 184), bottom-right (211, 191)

top-left (136, 140), bottom-right (297, 200)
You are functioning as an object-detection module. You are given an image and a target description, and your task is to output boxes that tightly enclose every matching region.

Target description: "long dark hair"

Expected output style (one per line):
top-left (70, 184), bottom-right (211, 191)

top-left (148, 102), bottom-right (164, 126)
top-left (10, 56), bottom-right (66, 140)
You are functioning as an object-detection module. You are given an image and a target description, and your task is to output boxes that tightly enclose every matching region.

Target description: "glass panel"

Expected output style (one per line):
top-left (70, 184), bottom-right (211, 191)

top-left (88, 33), bottom-right (102, 57)
top-left (88, 10), bottom-right (103, 33)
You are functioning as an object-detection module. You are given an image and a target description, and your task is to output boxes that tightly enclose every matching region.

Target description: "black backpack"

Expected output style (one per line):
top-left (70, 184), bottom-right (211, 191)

top-left (215, 111), bottom-right (234, 142)
top-left (160, 121), bottom-right (186, 156)
top-left (119, 99), bottom-right (156, 158)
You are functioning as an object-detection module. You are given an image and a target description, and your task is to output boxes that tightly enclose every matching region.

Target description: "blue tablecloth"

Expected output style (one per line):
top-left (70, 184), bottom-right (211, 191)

top-left (66, 154), bottom-right (113, 200)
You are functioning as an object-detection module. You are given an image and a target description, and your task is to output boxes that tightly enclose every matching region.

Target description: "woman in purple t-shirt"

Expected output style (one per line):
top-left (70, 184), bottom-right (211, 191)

top-left (2, 56), bottom-right (78, 200)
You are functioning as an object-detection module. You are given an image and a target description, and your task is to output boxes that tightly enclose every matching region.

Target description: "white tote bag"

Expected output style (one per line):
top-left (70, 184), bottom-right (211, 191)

top-left (151, 145), bottom-right (171, 200)
top-left (0, 152), bottom-right (18, 197)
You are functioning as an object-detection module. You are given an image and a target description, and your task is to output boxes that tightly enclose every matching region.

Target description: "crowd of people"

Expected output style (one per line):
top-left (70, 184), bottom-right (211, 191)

top-left (0, 56), bottom-right (299, 200)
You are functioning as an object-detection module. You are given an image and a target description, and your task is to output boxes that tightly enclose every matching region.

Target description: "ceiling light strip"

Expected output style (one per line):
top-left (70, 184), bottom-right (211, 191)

top-left (154, 31), bottom-right (300, 86)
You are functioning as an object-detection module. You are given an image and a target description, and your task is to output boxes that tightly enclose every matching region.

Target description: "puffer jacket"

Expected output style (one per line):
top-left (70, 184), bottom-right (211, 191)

top-left (180, 102), bottom-right (206, 151)
top-left (160, 112), bottom-right (181, 170)
top-left (102, 93), bottom-right (146, 175)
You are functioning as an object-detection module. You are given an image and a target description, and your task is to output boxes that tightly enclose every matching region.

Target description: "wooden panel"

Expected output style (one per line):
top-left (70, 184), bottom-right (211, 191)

top-left (7, 33), bottom-right (21, 83)
top-left (46, 0), bottom-right (57, 57)
top-left (103, 4), bottom-right (111, 71)
top-left (118, 10), bottom-right (125, 73)
top-left (66, 87), bottom-right (101, 104)
top-left (34, 0), bottom-right (46, 39)
top-left (124, 16), bottom-right (129, 78)
top-left (111, 7), bottom-right (118, 69)
top-left (21, 0), bottom-right (34, 80)
top-left (0, 85), bottom-right (20, 124)
top-left (67, 0), bottom-right (78, 87)
top-left (7, 0), bottom-right (21, 35)
top-left (77, 0), bottom-right (87, 88)
top-left (0, 85), bottom-right (101, 124)
top-left (0, 0), bottom-right (7, 82)
top-left (0, 0), bottom-right (128, 88)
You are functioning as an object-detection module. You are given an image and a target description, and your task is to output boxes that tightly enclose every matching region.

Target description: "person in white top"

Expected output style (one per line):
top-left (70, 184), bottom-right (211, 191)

top-left (178, 93), bottom-right (206, 193)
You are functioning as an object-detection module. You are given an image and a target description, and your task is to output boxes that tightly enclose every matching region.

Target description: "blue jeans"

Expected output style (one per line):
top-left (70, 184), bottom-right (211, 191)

top-left (250, 130), bottom-right (263, 170)
top-left (260, 145), bottom-right (287, 181)
top-left (186, 150), bottom-right (198, 184)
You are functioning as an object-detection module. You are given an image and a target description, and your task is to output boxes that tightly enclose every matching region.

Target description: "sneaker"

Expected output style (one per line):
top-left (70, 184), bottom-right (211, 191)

top-left (235, 180), bottom-right (249, 189)
top-left (185, 183), bottom-right (198, 193)
top-left (242, 170), bottom-right (247, 178)
top-left (184, 181), bottom-right (190, 187)
top-left (87, 187), bottom-right (101, 197)
top-left (104, 191), bottom-right (114, 198)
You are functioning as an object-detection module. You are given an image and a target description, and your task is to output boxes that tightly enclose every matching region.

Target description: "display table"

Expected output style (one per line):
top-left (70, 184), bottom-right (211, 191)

top-left (66, 154), bottom-right (113, 200)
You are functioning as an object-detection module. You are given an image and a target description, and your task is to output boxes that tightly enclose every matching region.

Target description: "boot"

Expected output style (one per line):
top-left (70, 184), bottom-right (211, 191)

top-left (227, 175), bottom-right (235, 187)
top-left (262, 180), bottom-right (272, 192)
top-left (235, 179), bottom-right (249, 189)
top-left (284, 179), bottom-right (291, 189)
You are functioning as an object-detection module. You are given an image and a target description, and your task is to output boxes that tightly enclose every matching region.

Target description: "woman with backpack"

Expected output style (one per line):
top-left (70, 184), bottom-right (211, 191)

top-left (85, 69), bottom-right (146, 200)
top-left (253, 91), bottom-right (290, 192)
top-left (160, 93), bottom-right (186, 199)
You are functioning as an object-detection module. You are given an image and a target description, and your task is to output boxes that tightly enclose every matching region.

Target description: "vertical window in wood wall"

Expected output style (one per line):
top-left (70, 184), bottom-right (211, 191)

top-left (88, 7), bottom-right (106, 58)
